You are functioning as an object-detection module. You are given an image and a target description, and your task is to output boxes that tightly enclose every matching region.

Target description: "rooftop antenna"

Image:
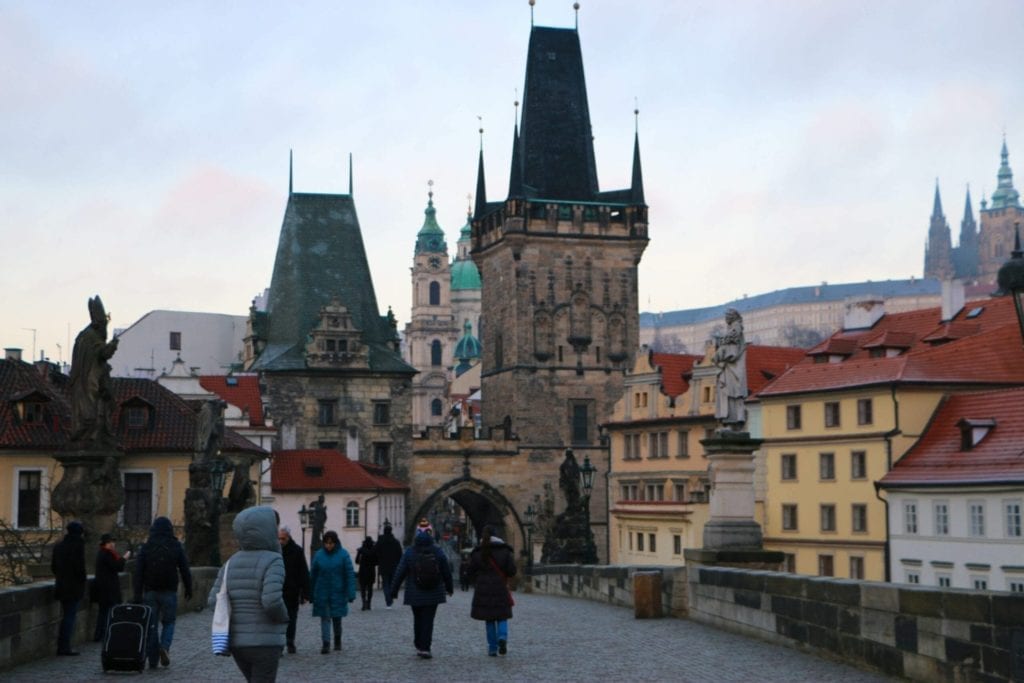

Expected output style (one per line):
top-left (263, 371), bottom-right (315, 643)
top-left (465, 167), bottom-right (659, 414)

top-left (348, 152), bottom-right (353, 196)
top-left (288, 149), bottom-right (293, 194)
top-left (529, 0), bottom-right (534, 26)
top-left (574, 2), bottom-right (580, 29)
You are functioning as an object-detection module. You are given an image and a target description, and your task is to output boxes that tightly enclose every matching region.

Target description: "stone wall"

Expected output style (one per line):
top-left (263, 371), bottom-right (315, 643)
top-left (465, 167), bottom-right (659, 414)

top-left (527, 564), bottom-right (687, 618)
top-left (528, 564), bottom-right (1024, 682)
top-left (0, 567), bottom-right (218, 672)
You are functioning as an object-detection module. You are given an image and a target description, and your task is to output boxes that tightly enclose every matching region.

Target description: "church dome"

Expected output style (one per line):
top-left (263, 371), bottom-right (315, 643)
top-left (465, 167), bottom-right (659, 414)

top-left (453, 320), bottom-right (482, 361)
top-left (415, 188), bottom-right (447, 255)
top-left (450, 213), bottom-right (481, 290)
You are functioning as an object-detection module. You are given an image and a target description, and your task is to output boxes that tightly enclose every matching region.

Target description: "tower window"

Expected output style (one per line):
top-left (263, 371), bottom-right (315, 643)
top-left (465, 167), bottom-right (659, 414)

top-left (431, 340), bottom-right (442, 366)
top-left (429, 281), bottom-right (441, 305)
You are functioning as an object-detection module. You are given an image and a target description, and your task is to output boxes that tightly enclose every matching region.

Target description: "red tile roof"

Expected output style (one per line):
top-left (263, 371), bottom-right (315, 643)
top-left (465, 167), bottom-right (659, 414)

top-left (199, 374), bottom-right (264, 426)
top-left (745, 345), bottom-right (807, 395)
top-left (650, 352), bottom-right (701, 397)
top-left (271, 449), bottom-right (409, 492)
top-left (0, 358), bottom-right (264, 457)
top-left (879, 388), bottom-right (1024, 486)
top-left (757, 297), bottom-right (1024, 397)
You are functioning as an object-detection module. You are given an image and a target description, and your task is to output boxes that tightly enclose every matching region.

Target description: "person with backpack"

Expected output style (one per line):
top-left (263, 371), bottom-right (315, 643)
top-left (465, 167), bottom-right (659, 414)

top-left (134, 516), bottom-right (193, 669)
top-left (355, 536), bottom-right (378, 610)
top-left (375, 522), bottom-right (403, 609)
top-left (389, 519), bottom-right (453, 659)
top-left (467, 525), bottom-right (517, 656)
top-left (92, 533), bottom-right (127, 643)
top-left (51, 520), bottom-right (87, 656)
top-left (309, 530), bottom-right (356, 654)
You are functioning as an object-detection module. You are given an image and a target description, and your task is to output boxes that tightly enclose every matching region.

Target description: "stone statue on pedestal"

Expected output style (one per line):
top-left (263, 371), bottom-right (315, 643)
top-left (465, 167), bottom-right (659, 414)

top-left (226, 458), bottom-right (256, 513)
top-left (185, 399), bottom-right (225, 566)
top-left (541, 450), bottom-right (597, 564)
top-left (711, 308), bottom-right (747, 432)
top-left (52, 296), bottom-right (125, 556)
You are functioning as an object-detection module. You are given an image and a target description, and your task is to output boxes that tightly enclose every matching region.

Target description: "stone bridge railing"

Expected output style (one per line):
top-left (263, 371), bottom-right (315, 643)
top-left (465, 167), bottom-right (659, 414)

top-left (0, 566), bottom-right (219, 671)
top-left (527, 563), bottom-right (1024, 683)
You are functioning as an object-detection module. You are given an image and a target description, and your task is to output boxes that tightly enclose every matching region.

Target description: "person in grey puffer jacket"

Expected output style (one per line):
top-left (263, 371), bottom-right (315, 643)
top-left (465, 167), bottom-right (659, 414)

top-left (208, 506), bottom-right (288, 683)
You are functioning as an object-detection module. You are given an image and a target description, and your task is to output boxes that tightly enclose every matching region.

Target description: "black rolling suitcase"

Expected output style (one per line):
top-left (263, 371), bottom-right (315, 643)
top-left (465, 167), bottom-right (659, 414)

top-left (101, 603), bottom-right (152, 672)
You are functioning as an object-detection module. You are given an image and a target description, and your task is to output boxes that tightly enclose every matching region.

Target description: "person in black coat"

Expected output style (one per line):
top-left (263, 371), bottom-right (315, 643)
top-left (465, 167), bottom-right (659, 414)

top-left (467, 525), bottom-right (517, 656)
top-left (51, 520), bottom-right (87, 656)
top-left (355, 537), bottom-right (378, 610)
top-left (92, 533), bottom-right (127, 642)
top-left (375, 522), bottom-right (403, 608)
top-left (278, 526), bottom-right (309, 654)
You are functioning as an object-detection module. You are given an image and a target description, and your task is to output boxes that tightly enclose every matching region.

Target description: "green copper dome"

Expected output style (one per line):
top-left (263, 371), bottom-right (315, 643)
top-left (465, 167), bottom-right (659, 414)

top-left (990, 139), bottom-right (1021, 210)
top-left (415, 191), bottom-right (447, 254)
top-left (450, 213), bottom-right (481, 290)
top-left (453, 320), bottom-right (482, 361)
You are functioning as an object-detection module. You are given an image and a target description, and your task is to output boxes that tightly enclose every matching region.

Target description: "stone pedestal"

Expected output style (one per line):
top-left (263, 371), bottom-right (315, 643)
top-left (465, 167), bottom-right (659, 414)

top-left (51, 449), bottom-right (124, 568)
top-left (701, 430), bottom-right (764, 550)
top-left (219, 512), bottom-right (239, 563)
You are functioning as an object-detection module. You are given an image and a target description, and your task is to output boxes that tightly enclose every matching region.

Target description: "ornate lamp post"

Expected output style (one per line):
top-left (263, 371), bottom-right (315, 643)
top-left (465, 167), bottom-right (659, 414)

top-left (307, 494), bottom-right (326, 563)
top-left (579, 455), bottom-right (596, 502)
top-left (298, 504), bottom-right (310, 557)
top-left (524, 504), bottom-right (536, 573)
top-left (998, 223), bottom-right (1024, 345)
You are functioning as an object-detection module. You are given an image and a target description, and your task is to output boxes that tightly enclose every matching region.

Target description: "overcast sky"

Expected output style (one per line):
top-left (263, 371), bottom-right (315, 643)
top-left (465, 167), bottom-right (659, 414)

top-left (3, 1), bottom-right (1023, 364)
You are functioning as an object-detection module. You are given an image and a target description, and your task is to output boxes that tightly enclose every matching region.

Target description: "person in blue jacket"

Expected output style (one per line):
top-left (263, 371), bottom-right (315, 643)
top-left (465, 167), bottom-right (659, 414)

top-left (389, 519), bottom-right (454, 659)
top-left (309, 530), bottom-right (356, 654)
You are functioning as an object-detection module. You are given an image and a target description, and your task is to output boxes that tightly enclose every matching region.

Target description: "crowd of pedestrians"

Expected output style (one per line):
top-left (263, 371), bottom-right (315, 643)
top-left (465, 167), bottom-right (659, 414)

top-left (50, 512), bottom-right (519, 683)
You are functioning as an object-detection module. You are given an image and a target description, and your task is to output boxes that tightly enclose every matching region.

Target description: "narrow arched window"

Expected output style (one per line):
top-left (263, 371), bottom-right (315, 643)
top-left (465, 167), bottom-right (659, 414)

top-left (431, 398), bottom-right (443, 416)
top-left (345, 501), bottom-right (360, 527)
top-left (429, 281), bottom-right (441, 305)
top-left (431, 340), bottom-right (442, 366)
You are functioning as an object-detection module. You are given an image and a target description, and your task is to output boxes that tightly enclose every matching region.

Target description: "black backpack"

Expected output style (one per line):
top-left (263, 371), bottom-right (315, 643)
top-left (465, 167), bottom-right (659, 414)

top-left (413, 547), bottom-right (441, 590)
top-left (143, 540), bottom-right (178, 591)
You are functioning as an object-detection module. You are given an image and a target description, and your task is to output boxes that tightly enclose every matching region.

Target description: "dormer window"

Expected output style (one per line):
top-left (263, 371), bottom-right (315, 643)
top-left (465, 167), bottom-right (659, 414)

top-left (958, 418), bottom-right (996, 451)
top-left (303, 463), bottom-right (324, 478)
top-left (22, 401), bottom-right (45, 424)
top-left (126, 406), bottom-right (148, 429)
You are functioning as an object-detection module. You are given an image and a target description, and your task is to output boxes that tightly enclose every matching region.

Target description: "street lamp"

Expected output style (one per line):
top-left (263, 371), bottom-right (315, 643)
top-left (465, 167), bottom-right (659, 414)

top-left (208, 458), bottom-right (231, 566)
top-left (997, 223), bottom-right (1024, 345)
top-left (298, 504), bottom-right (310, 557)
top-left (209, 458), bottom-right (230, 496)
top-left (524, 504), bottom-right (536, 573)
top-left (579, 455), bottom-right (596, 500)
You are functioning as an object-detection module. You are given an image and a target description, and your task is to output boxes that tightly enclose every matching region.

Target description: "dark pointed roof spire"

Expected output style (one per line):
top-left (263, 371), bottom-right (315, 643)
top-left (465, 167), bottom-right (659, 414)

top-left (474, 121), bottom-right (487, 217)
top-left (348, 152), bottom-right (353, 196)
top-left (991, 136), bottom-right (1020, 209)
top-left (932, 179), bottom-right (944, 218)
top-left (508, 99), bottom-right (524, 198)
top-left (630, 105), bottom-right (645, 205)
top-left (289, 149), bottom-right (293, 194)
top-left (963, 184), bottom-right (973, 221)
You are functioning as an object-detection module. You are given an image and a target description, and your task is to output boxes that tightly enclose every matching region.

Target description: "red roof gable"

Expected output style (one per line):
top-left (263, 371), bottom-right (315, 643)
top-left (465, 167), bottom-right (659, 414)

top-left (745, 345), bottom-right (807, 396)
top-left (650, 352), bottom-right (701, 397)
top-left (0, 359), bottom-right (264, 457)
top-left (271, 449), bottom-right (409, 492)
top-left (879, 388), bottom-right (1024, 487)
top-left (757, 297), bottom-right (1024, 396)
top-left (199, 374), bottom-right (264, 426)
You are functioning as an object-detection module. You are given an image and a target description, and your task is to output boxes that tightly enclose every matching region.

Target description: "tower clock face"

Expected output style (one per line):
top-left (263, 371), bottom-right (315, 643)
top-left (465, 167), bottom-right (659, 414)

top-left (428, 256), bottom-right (441, 269)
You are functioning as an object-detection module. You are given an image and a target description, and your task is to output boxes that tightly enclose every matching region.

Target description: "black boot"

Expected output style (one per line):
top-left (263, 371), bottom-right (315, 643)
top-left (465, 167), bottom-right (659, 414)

top-left (321, 641), bottom-right (330, 655)
top-left (366, 595), bottom-right (372, 611)
top-left (333, 633), bottom-right (342, 651)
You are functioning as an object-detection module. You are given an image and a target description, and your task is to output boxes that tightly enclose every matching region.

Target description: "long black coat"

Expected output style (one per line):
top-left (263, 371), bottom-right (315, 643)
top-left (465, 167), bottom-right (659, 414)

top-left (467, 540), bottom-right (516, 621)
top-left (93, 547), bottom-right (126, 606)
top-left (375, 531), bottom-right (402, 575)
top-left (356, 542), bottom-right (377, 583)
top-left (51, 532), bottom-right (86, 603)
top-left (280, 538), bottom-right (310, 606)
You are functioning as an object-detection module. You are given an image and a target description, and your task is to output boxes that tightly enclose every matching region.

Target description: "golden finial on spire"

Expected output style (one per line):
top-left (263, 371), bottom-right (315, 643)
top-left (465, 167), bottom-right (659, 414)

top-left (428, 178), bottom-right (434, 202)
top-left (466, 193), bottom-right (472, 216)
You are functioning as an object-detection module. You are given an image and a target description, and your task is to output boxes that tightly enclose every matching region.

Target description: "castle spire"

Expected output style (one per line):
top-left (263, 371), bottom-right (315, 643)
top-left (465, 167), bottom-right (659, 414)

top-left (991, 137), bottom-right (1021, 209)
top-left (474, 123), bottom-right (487, 218)
top-left (508, 115), bottom-right (523, 198)
top-left (630, 106), bottom-right (645, 205)
top-left (932, 179), bottom-right (944, 218)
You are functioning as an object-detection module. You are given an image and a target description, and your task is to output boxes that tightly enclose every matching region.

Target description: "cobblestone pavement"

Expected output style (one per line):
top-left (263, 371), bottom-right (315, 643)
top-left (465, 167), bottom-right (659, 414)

top-left (8, 590), bottom-right (892, 682)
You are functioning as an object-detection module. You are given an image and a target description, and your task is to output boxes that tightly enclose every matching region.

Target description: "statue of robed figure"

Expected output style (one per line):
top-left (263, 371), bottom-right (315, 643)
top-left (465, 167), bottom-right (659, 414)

top-left (711, 308), bottom-right (748, 431)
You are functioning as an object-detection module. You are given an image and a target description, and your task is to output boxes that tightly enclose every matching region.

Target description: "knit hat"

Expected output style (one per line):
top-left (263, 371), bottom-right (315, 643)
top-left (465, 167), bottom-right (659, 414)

top-left (99, 533), bottom-right (114, 544)
top-left (416, 518), bottom-right (433, 536)
top-left (67, 521), bottom-right (84, 536)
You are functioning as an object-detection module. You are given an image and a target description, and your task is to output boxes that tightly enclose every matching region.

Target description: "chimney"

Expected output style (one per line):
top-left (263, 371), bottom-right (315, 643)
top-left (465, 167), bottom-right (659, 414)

top-left (843, 298), bottom-right (885, 330)
top-left (940, 279), bottom-right (965, 322)
top-left (4, 348), bottom-right (22, 362)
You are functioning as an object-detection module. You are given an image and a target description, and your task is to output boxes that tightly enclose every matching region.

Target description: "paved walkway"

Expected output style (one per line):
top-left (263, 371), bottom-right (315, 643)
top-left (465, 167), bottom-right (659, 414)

top-left (9, 591), bottom-right (891, 682)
